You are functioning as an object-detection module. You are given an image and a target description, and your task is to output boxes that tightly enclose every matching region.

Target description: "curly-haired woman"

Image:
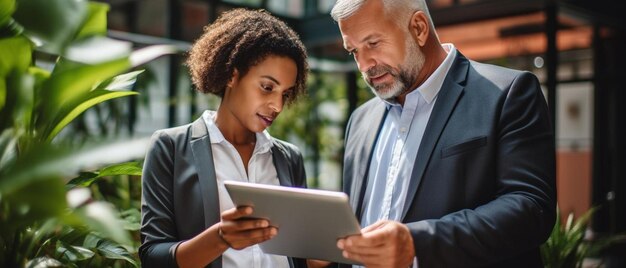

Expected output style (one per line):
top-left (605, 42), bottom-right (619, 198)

top-left (139, 9), bottom-right (309, 268)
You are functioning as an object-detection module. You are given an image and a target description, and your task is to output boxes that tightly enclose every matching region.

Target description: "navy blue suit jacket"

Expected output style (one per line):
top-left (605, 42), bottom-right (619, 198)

top-left (342, 52), bottom-right (556, 267)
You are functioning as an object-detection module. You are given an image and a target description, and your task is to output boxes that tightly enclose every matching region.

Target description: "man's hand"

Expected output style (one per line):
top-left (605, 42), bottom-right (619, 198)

top-left (337, 220), bottom-right (415, 268)
top-left (219, 206), bottom-right (277, 250)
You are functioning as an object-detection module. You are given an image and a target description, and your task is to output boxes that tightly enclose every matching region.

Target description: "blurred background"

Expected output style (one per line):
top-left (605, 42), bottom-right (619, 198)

top-left (2, 0), bottom-right (625, 267)
top-left (97, 0), bottom-right (626, 266)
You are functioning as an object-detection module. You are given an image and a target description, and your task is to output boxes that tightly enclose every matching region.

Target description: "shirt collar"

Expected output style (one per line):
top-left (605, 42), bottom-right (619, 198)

top-left (202, 110), bottom-right (273, 153)
top-left (383, 43), bottom-right (457, 107)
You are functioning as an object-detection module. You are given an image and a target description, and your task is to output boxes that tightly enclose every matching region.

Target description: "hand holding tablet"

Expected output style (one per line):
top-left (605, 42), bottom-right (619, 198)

top-left (223, 180), bottom-right (362, 265)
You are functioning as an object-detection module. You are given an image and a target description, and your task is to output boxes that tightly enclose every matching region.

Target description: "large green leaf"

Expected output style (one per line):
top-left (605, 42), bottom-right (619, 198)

top-left (64, 36), bottom-right (132, 64)
top-left (0, 129), bottom-right (17, 169)
top-left (28, 65), bottom-right (50, 91)
top-left (56, 242), bottom-right (95, 262)
top-left (75, 2), bottom-right (108, 40)
top-left (0, 143), bottom-right (72, 195)
top-left (0, 0), bottom-right (15, 28)
top-left (12, 0), bottom-right (88, 54)
top-left (67, 161), bottom-right (143, 188)
top-left (95, 240), bottom-right (137, 266)
top-left (0, 36), bottom-right (31, 77)
top-left (36, 57), bottom-right (130, 140)
top-left (46, 89), bottom-right (138, 141)
top-left (0, 72), bottom-right (34, 139)
top-left (0, 139), bottom-right (144, 196)
top-left (120, 208), bottom-right (141, 231)
top-left (39, 46), bottom-right (175, 132)
top-left (0, 36), bottom-right (32, 117)
top-left (0, 177), bottom-right (67, 232)
top-left (83, 233), bottom-right (101, 249)
top-left (96, 70), bottom-right (144, 91)
top-left (75, 201), bottom-right (132, 247)
top-left (0, 78), bottom-right (5, 110)
top-left (25, 257), bottom-right (63, 268)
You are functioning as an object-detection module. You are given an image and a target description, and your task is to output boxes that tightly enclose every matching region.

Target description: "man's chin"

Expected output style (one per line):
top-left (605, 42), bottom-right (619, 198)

top-left (371, 85), bottom-right (400, 100)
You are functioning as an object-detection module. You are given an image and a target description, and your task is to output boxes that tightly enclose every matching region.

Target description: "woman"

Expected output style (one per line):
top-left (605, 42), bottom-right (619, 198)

top-left (139, 9), bottom-right (308, 268)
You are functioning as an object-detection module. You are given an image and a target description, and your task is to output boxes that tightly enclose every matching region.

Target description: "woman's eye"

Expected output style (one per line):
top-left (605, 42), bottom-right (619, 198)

top-left (261, 84), bottom-right (273, 92)
top-left (369, 41), bottom-right (379, 47)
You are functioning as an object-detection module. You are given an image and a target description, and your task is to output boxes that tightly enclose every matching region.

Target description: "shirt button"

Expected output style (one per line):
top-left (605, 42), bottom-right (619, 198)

top-left (400, 127), bottom-right (407, 132)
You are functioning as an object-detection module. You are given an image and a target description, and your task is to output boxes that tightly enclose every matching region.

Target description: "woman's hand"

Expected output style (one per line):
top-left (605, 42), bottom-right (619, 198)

top-left (218, 206), bottom-right (278, 250)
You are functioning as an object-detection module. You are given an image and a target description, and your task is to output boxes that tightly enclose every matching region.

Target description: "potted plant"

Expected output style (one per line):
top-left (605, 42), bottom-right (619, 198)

top-left (541, 207), bottom-right (626, 268)
top-left (0, 0), bottom-right (176, 266)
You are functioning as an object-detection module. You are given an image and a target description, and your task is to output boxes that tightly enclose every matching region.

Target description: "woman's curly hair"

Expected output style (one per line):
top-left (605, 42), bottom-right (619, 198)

top-left (186, 9), bottom-right (308, 104)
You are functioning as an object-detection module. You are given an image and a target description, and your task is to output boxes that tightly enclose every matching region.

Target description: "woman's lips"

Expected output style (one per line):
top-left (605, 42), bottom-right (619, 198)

top-left (258, 114), bottom-right (274, 126)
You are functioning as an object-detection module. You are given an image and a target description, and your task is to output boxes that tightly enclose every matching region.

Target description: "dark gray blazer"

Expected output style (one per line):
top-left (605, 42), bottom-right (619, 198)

top-left (139, 117), bottom-right (307, 268)
top-left (342, 52), bottom-right (556, 267)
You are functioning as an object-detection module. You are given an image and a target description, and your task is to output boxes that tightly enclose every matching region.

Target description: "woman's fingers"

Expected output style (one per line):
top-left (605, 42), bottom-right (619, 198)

top-left (220, 226), bottom-right (278, 250)
top-left (221, 217), bottom-right (270, 233)
top-left (219, 206), bottom-right (278, 249)
top-left (221, 206), bottom-right (253, 221)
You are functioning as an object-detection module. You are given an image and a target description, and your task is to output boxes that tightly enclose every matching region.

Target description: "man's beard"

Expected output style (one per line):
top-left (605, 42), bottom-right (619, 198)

top-left (363, 38), bottom-right (425, 101)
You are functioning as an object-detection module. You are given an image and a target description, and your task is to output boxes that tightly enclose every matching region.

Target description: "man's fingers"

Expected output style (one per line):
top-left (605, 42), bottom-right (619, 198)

top-left (342, 242), bottom-right (386, 256)
top-left (338, 221), bottom-right (416, 268)
top-left (339, 221), bottom-right (408, 254)
top-left (341, 250), bottom-right (383, 266)
top-left (361, 220), bottom-right (386, 233)
top-left (344, 229), bottom-right (386, 248)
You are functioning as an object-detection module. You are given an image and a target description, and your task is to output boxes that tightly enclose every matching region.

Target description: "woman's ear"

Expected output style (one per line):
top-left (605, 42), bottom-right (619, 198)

top-left (227, 69), bottom-right (240, 90)
top-left (409, 11), bottom-right (429, 47)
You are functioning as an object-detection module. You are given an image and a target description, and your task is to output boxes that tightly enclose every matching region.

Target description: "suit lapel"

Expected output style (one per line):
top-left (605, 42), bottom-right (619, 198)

top-left (352, 102), bottom-right (389, 219)
top-left (189, 118), bottom-right (221, 228)
top-left (401, 53), bottom-right (470, 220)
top-left (271, 142), bottom-right (294, 187)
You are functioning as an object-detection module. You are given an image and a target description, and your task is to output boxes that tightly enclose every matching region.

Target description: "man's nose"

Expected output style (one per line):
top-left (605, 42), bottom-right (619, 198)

top-left (355, 50), bottom-right (375, 74)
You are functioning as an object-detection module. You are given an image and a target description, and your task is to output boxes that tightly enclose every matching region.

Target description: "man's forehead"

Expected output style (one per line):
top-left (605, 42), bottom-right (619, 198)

top-left (340, 18), bottom-right (387, 46)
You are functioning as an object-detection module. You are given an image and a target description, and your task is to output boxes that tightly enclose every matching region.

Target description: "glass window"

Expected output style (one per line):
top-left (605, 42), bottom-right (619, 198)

top-left (268, 0), bottom-right (303, 17)
top-left (222, 0), bottom-right (262, 7)
top-left (318, 0), bottom-right (335, 14)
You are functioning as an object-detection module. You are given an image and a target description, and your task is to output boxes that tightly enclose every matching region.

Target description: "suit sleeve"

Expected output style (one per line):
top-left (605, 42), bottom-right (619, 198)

top-left (408, 72), bottom-right (557, 267)
top-left (139, 131), bottom-right (181, 268)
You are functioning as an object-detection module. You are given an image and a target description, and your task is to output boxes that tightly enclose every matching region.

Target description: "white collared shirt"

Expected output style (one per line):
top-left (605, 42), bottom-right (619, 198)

top-left (358, 44), bottom-right (457, 268)
top-left (201, 110), bottom-right (289, 268)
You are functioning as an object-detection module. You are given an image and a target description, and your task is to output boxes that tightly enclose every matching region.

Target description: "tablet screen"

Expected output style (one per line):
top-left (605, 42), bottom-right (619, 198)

top-left (224, 180), bottom-right (361, 265)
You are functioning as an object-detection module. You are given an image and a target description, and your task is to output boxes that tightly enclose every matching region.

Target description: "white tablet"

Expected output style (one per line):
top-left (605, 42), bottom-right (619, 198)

top-left (223, 180), bottom-right (361, 265)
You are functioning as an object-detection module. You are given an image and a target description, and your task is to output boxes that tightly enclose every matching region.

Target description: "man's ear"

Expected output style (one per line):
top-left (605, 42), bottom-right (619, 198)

top-left (409, 11), bottom-right (429, 47)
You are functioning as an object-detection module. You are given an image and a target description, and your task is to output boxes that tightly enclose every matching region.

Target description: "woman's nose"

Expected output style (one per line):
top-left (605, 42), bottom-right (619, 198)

top-left (269, 94), bottom-right (283, 114)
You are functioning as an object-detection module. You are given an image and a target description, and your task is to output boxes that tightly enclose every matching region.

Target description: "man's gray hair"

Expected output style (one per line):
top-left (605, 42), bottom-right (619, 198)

top-left (330, 0), bottom-right (435, 30)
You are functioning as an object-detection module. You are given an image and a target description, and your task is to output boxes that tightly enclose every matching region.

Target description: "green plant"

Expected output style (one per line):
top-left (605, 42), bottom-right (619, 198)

top-left (0, 0), bottom-right (175, 266)
top-left (541, 207), bottom-right (626, 268)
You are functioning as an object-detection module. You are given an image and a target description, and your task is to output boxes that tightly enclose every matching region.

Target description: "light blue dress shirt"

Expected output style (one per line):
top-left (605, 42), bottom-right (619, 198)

top-left (355, 44), bottom-right (457, 268)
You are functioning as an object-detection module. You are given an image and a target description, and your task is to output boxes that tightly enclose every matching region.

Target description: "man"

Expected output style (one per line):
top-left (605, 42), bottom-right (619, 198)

top-left (331, 0), bottom-right (556, 267)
